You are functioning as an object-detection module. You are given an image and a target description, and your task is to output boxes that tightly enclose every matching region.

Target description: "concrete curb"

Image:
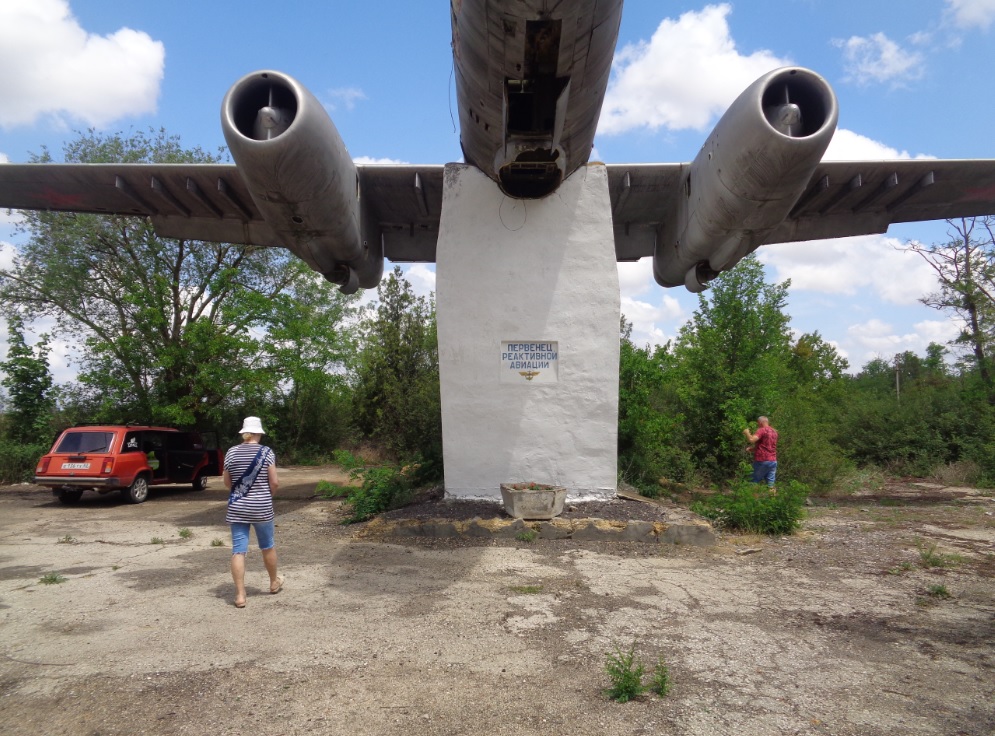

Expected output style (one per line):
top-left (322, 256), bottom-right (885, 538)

top-left (363, 515), bottom-right (716, 545)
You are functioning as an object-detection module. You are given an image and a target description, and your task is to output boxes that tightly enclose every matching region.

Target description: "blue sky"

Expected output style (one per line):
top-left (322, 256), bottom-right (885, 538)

top-left (2, 0), bottom-right (995, 382)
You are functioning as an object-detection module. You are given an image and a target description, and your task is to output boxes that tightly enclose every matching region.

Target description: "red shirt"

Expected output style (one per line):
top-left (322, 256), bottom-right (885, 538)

top-left (753, 426), bottom-right (778, 462)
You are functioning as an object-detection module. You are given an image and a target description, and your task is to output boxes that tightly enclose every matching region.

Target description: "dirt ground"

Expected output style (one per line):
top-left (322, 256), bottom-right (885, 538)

top-left (0, 467), bottom-right (993, 736)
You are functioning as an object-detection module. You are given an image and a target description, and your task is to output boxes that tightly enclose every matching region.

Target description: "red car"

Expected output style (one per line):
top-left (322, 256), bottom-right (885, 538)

top-left (35, 425), bottom-right (223, 504)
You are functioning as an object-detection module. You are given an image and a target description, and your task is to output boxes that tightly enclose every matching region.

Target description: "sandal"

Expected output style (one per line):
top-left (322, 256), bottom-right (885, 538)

top-left (234, 598), bottom-right (246, 609)
top-left (270, 575), bottom-right (284, 595)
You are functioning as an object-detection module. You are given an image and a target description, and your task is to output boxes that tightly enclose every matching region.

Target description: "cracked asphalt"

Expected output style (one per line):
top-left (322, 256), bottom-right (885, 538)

top-left (1, 470), bottom-right (993, 735)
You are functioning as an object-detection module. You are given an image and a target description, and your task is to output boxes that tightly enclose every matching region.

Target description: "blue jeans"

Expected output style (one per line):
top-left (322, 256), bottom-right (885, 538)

top-left (752, 461), bottom-right (777, 486)
top-left (230, 521), bottom-right (275, 555)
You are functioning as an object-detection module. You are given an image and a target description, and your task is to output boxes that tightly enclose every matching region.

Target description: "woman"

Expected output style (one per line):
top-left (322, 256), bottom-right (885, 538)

top-left (223, 416), bottom-right (282, 608)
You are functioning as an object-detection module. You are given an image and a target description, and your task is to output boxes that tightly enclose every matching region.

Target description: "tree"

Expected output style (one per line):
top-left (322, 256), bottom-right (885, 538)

top-left (263, 263), bottom-right (359, 458)
top-left (778, 331), bottom-right (851, 490)
top-left (617, 317), bottom-right (690, 488)
top-left (351, 267), bottom-right (441, 464)
top-left (905, 217), bottom-right (995, 403)
top-left (841, 347), bottom-right (986, 477)
top-left (0, 129), bottom-right (337, 428)
top-left (670, 255), bottom-right (794, 477)
top-left (0, 316), bottom-right (55, 444)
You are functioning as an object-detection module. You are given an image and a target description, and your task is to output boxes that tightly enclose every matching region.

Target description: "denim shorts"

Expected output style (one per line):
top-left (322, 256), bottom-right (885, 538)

top-left (230, 521), bottom-right (275, 554)
top-left (752, 460), bottom-right (777, 486)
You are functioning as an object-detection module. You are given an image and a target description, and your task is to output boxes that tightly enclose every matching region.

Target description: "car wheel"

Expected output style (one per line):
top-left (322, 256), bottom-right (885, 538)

top-left (192, 472), bottom-right (208, 491)
top-left (57, 488), bottom-right (84, 505)
top-left (125, 475), bottom-right (150, 504)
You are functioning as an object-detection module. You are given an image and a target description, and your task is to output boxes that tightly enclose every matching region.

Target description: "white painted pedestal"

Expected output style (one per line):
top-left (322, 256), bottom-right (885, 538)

top-left (436, 164), bottom-right (620, 501)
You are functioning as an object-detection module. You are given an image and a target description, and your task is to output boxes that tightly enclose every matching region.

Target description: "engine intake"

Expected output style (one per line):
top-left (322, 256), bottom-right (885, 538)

top-left (228, 74), bottom-right (298, 141)
top-left (654, 67), bottom-right (838, 289)
top-left (221, 71), bottom-right (382, 292)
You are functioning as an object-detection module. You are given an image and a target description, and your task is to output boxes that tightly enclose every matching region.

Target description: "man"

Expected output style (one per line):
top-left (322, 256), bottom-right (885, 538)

top-left (744, 416), bottom-right (778, 488)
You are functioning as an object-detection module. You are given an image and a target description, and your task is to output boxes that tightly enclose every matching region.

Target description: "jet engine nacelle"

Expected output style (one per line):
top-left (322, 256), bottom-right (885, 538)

top-left (655, 67), bottom-right (838, 291)
top-left (221, 70), bottom-right (382, 293)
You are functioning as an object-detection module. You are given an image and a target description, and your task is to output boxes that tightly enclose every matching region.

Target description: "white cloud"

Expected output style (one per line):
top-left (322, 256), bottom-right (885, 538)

top-left (0, 209), bottom-right (24, 228)
top-left (0, 241), bottom-right (17, 270)
top-left (946, 0), bottom-right (995, 29)
top-left (354, 285), bottom-right (379, 313)
top-left (824, 129), bottom-right (917, 161)
top-left (834, 32), bottom-right (925, 87)
top-left (0, 0), bottom-right (165, 129)
top-left (617, 258), bottom-right (655, 297)
top-left (404, 263), bottom-right (437, 298)
top-left (47, 338), bottom-right (77, 385)
top-left (324, 87), bottom-right (367, 111)
top-left (758, 234), bottom-right (937, 306)
top-left (617, 260), bottom-right (686, 347)
top-left (846, 317), bottom-right (959, 365)
top-left (353, 262), bottom-right (437, 322)
top-left (353, 156), bottom-right (410, 165)
top-left (599, 4), bottom-right (790, 134)
top-left (0, 313), bottom-right (77, 386)
top-left (768, 127), bottom-right (943, 307)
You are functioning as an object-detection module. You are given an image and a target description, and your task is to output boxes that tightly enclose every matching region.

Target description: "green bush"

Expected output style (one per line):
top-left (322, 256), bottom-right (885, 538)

top-left (691, 479), bottom-right (808, 535)
top-left (777, 432), bottom-right (851, 494)
top-left (332, 449), bottom-right (365, 471)
top-left (342, 465), bottom-right (412, 523)
top-left (0, 441), bottom-right (49, 484)
top-left (315, 480), bottom-right (349, 498)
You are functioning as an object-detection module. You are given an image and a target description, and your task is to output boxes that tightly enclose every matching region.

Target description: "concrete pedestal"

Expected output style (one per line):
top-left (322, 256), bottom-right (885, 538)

top-left (436, 163), bottom-right (620, 501)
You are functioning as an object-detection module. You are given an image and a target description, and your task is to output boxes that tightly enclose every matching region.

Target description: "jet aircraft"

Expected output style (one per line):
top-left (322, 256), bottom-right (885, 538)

top-left (1, 0), bottom-right (994, 295)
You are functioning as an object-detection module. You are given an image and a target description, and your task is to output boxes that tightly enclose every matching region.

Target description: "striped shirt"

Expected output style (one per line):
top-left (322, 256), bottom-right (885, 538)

top-left (224, 443), bottom-right (276, 523)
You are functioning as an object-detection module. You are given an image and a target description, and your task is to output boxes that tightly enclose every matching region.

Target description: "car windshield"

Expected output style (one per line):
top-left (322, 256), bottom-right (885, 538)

top-left (55, 431), bottom-right (115, 454)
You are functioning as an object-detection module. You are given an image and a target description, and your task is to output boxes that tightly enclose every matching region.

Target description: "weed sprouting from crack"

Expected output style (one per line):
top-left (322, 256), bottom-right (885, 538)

top-left (650, 657), bottom-right (672, 697)
top-left (509, 584), bottom-right (543, 594)
top-left (916, 539), bottom-right (961, 568)
top-left (604, 643), bottom-right (646, 703)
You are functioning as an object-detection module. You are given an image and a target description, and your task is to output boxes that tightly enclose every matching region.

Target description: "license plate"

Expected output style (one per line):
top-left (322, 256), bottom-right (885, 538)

top-left (61, 463), bottom-right (90, 470)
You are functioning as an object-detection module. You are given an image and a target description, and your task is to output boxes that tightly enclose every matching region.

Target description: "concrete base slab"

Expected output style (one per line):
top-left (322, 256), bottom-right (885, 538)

top-left (364, 515), bottom-right (716, 546)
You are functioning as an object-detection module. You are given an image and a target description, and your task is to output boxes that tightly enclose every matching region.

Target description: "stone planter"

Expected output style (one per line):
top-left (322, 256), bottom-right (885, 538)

top-left (500, 483), bottom-right (567, 520)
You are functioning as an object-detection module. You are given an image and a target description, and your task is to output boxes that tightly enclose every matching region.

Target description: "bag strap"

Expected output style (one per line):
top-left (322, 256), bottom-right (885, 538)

top-left (230, 446), bottom-right (266, 495)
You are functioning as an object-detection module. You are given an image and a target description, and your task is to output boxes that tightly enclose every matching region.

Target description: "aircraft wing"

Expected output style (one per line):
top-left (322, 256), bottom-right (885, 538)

top-left (763, 158), bottom-right (995, 245)
top-left (5, 158), bottom-right (994, 271)
top-left (0, 162), bottom-right (284, 246)
top-left (0, 161), bottom-right (449, 263)
top-left (606, 163), bottom-right (687, 261)
top-left (605, 159), bottom-right (995, 264)
top-left (358, 165), bottom-right (445, 263)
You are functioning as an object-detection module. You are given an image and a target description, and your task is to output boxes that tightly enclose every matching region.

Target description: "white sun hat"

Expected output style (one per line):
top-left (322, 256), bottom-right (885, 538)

top-left (238, 416), bottom-right (266, 435)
